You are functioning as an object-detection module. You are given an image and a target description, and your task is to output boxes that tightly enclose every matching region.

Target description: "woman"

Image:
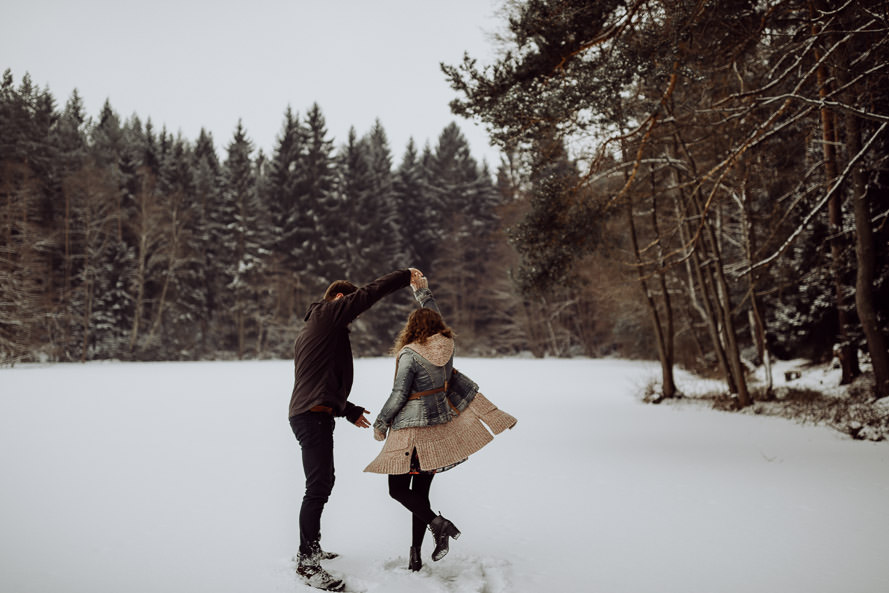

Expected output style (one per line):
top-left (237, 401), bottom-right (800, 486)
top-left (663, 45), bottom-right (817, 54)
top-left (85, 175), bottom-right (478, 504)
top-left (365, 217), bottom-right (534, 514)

top-left (364, 276), bottom-right (516, 571)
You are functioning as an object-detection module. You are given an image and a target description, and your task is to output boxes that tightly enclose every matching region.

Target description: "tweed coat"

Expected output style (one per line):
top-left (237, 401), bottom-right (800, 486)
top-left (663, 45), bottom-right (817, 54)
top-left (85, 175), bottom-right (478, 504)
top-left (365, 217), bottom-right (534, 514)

top-left (365, 288), bottom-right (517, 475)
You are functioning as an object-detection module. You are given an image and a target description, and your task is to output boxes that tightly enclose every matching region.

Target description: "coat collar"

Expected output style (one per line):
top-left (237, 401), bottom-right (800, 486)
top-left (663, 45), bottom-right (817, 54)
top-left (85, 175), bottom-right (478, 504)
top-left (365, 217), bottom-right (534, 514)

top-left (401, 333), bottom-right (454, 366)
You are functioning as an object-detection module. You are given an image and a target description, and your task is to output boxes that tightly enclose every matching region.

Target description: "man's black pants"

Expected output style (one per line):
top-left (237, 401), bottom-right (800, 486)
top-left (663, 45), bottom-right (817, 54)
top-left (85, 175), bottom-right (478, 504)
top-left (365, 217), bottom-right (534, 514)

top-left (290, 412), bottom-right (336, 556)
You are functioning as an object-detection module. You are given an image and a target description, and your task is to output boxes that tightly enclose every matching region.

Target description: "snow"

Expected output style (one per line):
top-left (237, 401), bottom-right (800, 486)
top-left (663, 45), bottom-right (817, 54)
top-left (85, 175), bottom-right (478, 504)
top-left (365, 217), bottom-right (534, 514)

top-left (1, 358), bottom-right (888, 593)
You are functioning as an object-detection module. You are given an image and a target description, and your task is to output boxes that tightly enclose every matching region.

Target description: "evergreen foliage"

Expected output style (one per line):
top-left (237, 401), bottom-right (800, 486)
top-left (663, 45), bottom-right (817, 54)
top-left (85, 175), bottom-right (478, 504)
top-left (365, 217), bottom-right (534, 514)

top-left (3, 0), bottom-right (886, 391)
top-left (0, 70), bottom-right (501, 361)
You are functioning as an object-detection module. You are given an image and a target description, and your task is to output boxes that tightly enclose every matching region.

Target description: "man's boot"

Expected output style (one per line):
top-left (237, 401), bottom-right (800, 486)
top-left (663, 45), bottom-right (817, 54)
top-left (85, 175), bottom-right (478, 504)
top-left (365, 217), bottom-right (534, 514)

top-left (296, 551), bottom-right (345, 592)
top-left (316, 533), bottom-right (339, 560)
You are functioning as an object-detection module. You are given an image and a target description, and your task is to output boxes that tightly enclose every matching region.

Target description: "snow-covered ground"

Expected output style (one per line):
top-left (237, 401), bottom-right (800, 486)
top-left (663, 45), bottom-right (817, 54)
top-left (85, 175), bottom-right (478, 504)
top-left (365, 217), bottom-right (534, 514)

top-left (1, 358), bottom-right (887, 593)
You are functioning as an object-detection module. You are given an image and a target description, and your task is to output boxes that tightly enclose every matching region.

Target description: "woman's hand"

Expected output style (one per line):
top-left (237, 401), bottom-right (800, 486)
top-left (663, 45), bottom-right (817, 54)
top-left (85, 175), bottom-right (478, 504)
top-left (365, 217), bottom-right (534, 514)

top-left (409, 268), bottom-right (427, 290)
top-left (374, 428), bottom-right (387, 441)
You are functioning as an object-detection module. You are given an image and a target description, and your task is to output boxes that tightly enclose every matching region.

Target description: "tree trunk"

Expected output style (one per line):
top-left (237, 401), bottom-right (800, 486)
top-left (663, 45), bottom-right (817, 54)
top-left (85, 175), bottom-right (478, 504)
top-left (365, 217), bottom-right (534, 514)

top-left (692, 249), bottom-right (735, 387)
top-left (843, 110), bottom-right (889, 397)
top-left (129, 227), bottom-right (147, 353)
top-left (708, 234), bottom-right (751, 407)
top-left (669, 135), bottom-right (736, 392)
top-left (650, 172), bottom-right (677, 397)
top-left (627, 195), bottom-right (676, 399)
top-left (737, 161), bottom-right (772, 397)
top-left (833, 25), bottom-right (889, 398)
top-left (689, 180), bottom-right (750, 406)
top-left (236, 289), bottom-right (246, 360)
top-left (681, 149), bottom-right (749, 405)
top-left (62, 178), bottom-right (72, 358)
top-left (79, 271), bottom-right (93, 363)
top-left (148, 199), bottom-right (181, 344)
top-left (811, 0), bottom-right (860, 384)
top-left (128, 173), bottom-right (156, 354)
top-left (825, 108), bottom-right (860, 384)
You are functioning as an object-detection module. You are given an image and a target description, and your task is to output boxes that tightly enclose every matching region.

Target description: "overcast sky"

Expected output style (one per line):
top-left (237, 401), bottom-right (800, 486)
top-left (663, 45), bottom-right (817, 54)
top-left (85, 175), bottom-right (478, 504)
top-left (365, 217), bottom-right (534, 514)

top-left (2, 0), bottom-right (504, 166)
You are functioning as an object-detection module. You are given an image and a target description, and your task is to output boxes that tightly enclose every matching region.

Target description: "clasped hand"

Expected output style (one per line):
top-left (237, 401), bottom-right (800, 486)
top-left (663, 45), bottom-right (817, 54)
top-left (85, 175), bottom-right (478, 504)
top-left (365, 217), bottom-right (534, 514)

top-left (408, 267), bottom-right (428, 290)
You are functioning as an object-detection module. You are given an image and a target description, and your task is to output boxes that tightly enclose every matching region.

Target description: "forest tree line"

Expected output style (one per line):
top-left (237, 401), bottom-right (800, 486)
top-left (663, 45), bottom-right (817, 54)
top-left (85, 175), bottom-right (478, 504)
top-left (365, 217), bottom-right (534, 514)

top-left (0, 71), bottom-right (514, 362)
top-left (444, 0), bottom-right (889, 400)
top-left (3, 1), bottom-right (889, 405)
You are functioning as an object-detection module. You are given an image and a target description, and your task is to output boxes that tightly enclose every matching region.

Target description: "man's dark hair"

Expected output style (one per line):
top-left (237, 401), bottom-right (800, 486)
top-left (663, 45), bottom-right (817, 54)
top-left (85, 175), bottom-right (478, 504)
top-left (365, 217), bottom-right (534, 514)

top-left (323, 280), bottom-right (358, 301)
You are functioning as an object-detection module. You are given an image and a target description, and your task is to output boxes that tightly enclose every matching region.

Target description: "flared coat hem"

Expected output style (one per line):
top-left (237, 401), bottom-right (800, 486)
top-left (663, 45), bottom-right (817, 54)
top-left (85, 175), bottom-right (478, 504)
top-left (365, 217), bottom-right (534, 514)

top-left (364, 393), bottom-right (517, 475)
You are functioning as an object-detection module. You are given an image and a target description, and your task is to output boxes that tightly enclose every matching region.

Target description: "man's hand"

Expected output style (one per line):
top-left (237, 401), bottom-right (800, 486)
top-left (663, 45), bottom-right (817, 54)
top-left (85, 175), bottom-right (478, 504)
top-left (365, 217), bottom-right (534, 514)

top-left (353, 409), bottom-right (371, 428)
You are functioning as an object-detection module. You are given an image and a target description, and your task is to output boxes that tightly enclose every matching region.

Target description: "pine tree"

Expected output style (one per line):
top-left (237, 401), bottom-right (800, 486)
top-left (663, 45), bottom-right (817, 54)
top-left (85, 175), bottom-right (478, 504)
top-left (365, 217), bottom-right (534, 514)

top-left (393, 139), bottom-right (428, 269)
top-left (364, 120), bottom-right (405, 267)
top-left (425, 123), bottom-right (501, 344)
top-left (52, 89), bottom-right (104, 360)
top-left (122, 119), bottom-right (166, 358)
top-left (193, 128), bottom-right (223, 353)
top-left (145, 136), bottom-right (208, 358)
top-left (335, 122), bottom-right (411, 353)
top-left (266, 107), bottom-right (304, 259)
top-left (253, 109), bottom-right (307, 353)
top-left (88, 238), bottom-right (134, 358)
top-left (334, 127), bottom-right (372, 280)
top-left (0, 71), bottom-right (59, 362)
top-left (220, 121), bottom-right (266, 358)
top-left (294, 103), bottom-right (337, 301)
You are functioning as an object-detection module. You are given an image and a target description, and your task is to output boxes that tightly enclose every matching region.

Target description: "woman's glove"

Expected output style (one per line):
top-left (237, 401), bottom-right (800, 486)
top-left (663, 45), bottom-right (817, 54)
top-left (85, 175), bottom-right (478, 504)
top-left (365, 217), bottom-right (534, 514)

top-left (374, 428), bottom-right (387, 442)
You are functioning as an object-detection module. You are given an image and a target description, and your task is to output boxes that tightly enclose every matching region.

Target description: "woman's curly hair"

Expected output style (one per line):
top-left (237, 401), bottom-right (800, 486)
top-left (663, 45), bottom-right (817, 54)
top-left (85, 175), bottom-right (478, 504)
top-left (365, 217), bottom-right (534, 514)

top-left (392, 308), bottom-right (454, 353)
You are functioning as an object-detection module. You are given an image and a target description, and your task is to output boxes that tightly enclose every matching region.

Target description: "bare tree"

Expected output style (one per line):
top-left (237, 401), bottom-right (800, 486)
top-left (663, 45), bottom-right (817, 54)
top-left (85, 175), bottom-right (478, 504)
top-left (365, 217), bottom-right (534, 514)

top-left (128, 167), bottom-right (165, 354)
top-left (62, 164), bottom-right (117, 361)
top-left (0, 163), bottom-right (50, 364)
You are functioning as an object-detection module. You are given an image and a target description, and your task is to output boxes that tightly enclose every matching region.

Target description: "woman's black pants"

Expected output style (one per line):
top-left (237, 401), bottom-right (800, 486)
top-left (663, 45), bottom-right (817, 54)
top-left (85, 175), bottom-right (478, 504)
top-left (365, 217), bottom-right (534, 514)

top-left (388, 473), bottom-right (436, 548)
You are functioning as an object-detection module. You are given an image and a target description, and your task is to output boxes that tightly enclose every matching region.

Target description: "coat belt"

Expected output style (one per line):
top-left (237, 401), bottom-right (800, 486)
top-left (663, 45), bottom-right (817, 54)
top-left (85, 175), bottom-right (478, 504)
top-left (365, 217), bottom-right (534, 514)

top-left (407, 381), bottom-right (448, 400)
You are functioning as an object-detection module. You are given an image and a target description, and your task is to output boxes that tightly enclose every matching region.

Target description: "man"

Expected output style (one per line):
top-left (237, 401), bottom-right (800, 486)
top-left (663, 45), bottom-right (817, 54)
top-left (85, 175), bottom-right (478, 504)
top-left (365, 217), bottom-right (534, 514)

top-left (289, 268), bottom-right (422, 591)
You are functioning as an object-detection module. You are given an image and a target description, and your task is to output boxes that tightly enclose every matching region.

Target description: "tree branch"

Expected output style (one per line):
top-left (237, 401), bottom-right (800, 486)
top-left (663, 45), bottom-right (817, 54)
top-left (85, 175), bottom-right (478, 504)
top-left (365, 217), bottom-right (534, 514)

top-left (740, 120), bottom-right (889, 275)
top-left (757, 92), bottom-right (889, 123)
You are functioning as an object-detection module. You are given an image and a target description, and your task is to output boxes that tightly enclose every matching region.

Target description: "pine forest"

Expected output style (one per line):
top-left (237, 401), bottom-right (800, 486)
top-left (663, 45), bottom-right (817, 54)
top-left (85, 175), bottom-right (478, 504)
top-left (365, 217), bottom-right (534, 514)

top-left (2, 1), bottom-right (888, 402)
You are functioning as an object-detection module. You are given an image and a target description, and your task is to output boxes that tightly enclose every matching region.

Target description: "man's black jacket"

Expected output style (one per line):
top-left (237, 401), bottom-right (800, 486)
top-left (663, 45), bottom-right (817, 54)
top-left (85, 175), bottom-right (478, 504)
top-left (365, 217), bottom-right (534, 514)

top-left (288, 269), bottom-right (411, 421)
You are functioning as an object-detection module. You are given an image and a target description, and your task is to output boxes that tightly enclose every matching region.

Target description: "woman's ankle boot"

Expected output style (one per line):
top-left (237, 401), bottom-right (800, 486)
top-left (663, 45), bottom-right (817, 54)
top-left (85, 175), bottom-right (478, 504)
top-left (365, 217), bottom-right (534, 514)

top-left (428, 514), bottom-right (461, 561)
top-left (408, 546), bottom-right (422, 571)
